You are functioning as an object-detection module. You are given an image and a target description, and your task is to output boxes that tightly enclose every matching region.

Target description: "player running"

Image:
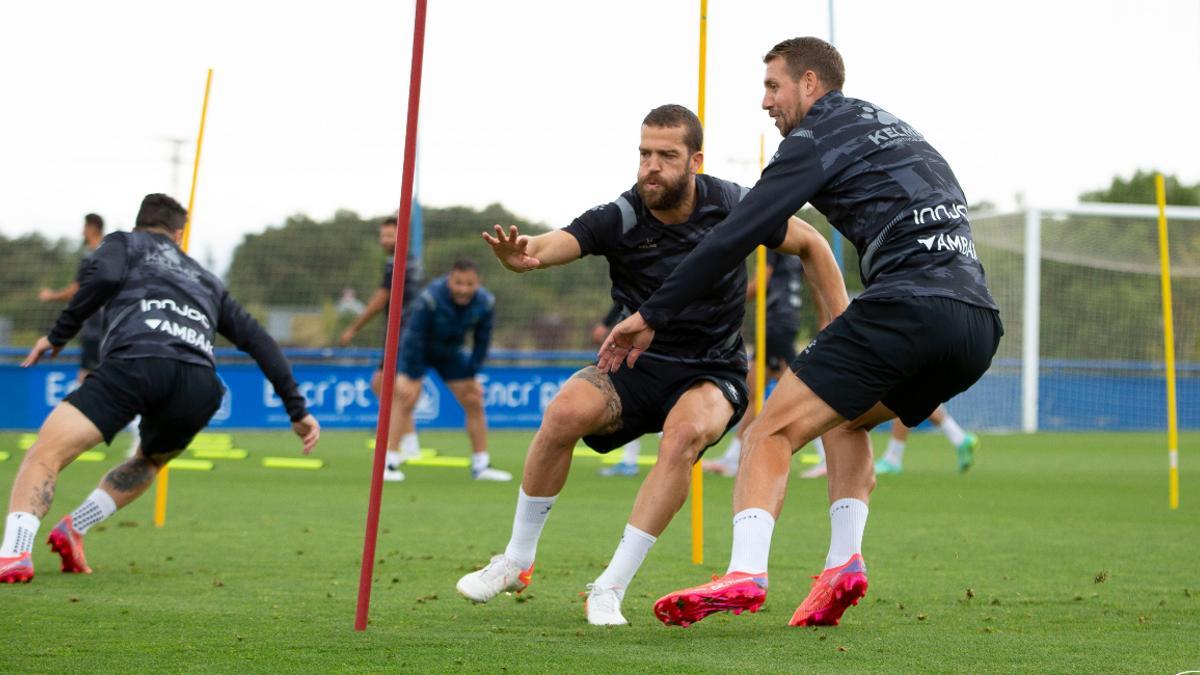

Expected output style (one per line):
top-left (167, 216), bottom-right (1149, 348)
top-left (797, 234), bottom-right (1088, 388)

top-left (703, 249), bottom-right (826, 478)
top-left (600, 37), bottom-right (1002, 628)
top-left (456, 104), bottom-right (846, 625)
top-left (339, 216), bottom-right (425, 481)
top-left (38, 213), bottom-right (107, 382)
top-left (875, 404), bottom-right (980, 475)
top-left (0, 194), bottom-right (320, 584)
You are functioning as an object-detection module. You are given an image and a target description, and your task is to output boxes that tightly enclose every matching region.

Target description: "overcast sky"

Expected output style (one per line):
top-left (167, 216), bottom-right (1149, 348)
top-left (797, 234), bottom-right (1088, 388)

top-left (2, 0), bottom-right (1198, 273)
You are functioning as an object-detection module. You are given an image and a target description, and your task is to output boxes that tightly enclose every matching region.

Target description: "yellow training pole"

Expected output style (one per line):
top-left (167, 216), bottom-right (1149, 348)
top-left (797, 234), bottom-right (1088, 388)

top-left (1155, 174), bottom-right (1179, 510)
top-left (155, 68), bottom-right (214, 528)
top-left (690, 0), bottom-right (708, 565)
top-left (754, 135), bottom-right (767, 414)
top-left (182, 69), bottom-right (213, 252)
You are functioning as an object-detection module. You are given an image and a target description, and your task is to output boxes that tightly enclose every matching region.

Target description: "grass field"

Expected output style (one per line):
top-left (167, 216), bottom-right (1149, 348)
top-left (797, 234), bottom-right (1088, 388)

top-left (1, 428), bottom-right (1197, 673)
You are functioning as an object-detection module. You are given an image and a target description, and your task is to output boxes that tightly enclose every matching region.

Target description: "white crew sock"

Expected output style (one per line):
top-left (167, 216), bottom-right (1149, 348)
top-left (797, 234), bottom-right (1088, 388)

top-left (503, 488), bottom-right (557, 569)
top-left (883, 437), bottom-right (907, 465)
top-left (621, 438), bottom-right (641, 466)
top-left (1, 512), bottom-right (41, 557)
top-left (400, 432), bottom-right (420, 455)
top-left (825, 498), bottom-right (869, 569)
top-left (69, 488), bottom-right (118, 535)
top-left (940, 415), bottom-right (967, 447)
top-left (593, 523), bottom-right (657, 599)
top-left (472, 451), bottom-right (490, 472)
top-left (721, 436), bottom-right (742, 465)
top-left (385, 450), bottom-right (402, 470)
top-left (726, 508), bottom-right (775, 576)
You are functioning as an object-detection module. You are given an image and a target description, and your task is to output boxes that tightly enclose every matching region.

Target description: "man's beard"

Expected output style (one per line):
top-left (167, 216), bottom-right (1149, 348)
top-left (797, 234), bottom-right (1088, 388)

top-left (637, 172), bottom-right (690, 211)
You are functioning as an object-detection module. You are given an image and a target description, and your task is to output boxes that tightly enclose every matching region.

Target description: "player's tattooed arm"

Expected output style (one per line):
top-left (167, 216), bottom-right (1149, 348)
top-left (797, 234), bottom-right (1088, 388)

top-left (571, 366), bottom-right (623, 435)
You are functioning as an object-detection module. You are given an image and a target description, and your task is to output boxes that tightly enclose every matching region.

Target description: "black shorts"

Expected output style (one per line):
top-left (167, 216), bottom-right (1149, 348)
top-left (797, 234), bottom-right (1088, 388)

top-left (64, 357), bottom-right (226, 458)
top-left (80, 337), bottom-right (101, 372)
top-left (791, 296), bottom-right (1002, 427)
top-left (765, 328), bottom-right (798, 372)
top-left (581, 355), bottom-right (749, 454)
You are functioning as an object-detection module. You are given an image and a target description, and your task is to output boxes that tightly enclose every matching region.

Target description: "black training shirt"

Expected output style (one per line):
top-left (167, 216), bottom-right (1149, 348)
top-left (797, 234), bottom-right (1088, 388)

top-left (47, 231), bottom-right (308, 421)
top-left (638, 91), bottom-right (997, 330)
top-left (564, 173), bottom-right (787, 368)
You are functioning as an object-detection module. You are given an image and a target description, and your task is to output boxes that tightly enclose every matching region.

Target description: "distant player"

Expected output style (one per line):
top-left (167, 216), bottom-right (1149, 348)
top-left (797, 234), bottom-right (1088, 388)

top-left (600, 37), bottom-right (1001, 628)
top-left (339, 216), bottom-right (424, 480)
top-left (592, 303), bottom-right (642, 478)
top-left (38, 213), bottom-right (106, 382)
top-left (875, 404), bottom-right (979, 474)
top-left (457, 105), bottom-right (845, 626)
top-left (391, 258), bottom-right (510, 482)
top-left (0, 194), bottom-right (319, 584)
top-left (703, 249), bottom-right (826, 478)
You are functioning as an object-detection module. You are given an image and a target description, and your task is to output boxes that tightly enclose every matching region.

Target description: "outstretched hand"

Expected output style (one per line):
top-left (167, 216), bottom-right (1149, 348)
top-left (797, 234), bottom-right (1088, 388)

top-left (596, 312), bottom-right (656, 372)
top-left (21, 336), bottom-right (61, 367)
top-left (481, 224), bottom-right (540, 273)
top-left (292, 414), bottom-right (321, 455)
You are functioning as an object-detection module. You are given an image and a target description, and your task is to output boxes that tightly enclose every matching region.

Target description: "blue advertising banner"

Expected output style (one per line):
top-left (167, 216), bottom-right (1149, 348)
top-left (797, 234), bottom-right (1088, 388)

top-left (0, 361), bottom-right (1195, 432)
top-left (0, 363), bottom-right (580, 431)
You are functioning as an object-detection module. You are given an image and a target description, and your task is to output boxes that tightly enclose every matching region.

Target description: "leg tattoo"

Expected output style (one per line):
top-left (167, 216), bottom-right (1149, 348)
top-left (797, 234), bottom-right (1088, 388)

top-left (571, 366), bottom-right (623, 435)
top-left (103, 458), bottom-right (156, 496)
top-left (32, 477), bottom-right (56, 518)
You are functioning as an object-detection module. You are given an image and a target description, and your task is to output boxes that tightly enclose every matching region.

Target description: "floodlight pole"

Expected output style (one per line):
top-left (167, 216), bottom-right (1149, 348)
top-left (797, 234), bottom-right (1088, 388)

top-left (355, 0), bottom-right (428, 632)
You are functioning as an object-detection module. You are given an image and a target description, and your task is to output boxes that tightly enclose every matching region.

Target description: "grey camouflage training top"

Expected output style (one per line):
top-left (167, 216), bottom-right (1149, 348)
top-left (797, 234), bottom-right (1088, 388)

top-left (638, 90), bottom-right (997, 330)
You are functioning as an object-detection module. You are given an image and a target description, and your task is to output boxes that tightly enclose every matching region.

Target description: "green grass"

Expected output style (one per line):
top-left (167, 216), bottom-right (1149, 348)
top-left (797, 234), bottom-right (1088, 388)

top-left (1, 429), bottom-right (1197, 673)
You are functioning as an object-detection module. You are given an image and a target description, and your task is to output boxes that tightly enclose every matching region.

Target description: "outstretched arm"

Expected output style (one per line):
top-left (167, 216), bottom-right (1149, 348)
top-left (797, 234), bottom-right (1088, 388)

top-left (481, 225), bottom-right (581, 273)
top-left (38, 281), bottom-right (80, 303)
top-left (340, 288), bottom-right (389, 346)
top-left (773, 216), bottom-right (849, 329)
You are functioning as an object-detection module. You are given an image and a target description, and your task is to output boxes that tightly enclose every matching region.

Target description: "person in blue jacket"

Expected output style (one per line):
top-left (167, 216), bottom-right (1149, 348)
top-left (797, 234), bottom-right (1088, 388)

top-left (390, 258), bottom-right (511, 482)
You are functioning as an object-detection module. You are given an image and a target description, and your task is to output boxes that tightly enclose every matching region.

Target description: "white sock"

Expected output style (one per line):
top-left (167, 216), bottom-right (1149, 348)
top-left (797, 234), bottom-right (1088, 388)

top-left (825, 498), bottom-right (869, 569)
top-left (503, 487), bottom-right (557, 569)
top-left (813, 437), bottom-right (826, 463)
top-left (1, 512), bottom-right (41, 557)
top-left (940, 415), bottom-right (967, 447)
top-left (400, 432), bottom-right (420, 455)
top-left (472, 451), bottom-right (490, 472)
top-left (721, 436), bottom-right (742, 464)
top-left (69, 488), bottom-right (118, 535)
top-left (593, 523), bottom-right (657, 599)
top-left (386, 450), bottom-right (402, 469)
top-left (883, 437), bottom-right (907, 465)
top-left (726, 508), bottom-right (775, 576)
top-left (621, 438), bottom-right (641, 466)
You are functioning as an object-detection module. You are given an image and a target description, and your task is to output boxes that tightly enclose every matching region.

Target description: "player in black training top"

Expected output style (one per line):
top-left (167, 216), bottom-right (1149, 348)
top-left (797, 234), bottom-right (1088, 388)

top-left (455, 105), bottom-right (847, 627)
top-left (0, 194), bottom-right (319, 584)
top-left (600, 37), bottom-right (1004, 629)
top-left (37, 213), bottom-right (107, 380)
top-left (338, 215), bottom-right (425, 479)
top-left (703, 249), bottom-right (819, 478)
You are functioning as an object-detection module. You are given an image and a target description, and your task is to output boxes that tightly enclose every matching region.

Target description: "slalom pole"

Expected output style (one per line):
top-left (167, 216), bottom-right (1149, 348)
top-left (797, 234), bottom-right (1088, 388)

top-left (690, 0), bottom-right (708, 566)
top-left (355, 0), bottom-right (428, 631)
top-left (1154, 174), bottom-right (1179, 510)
top-left (754, 135), bottom-right (767, 413)
top-left (154, 67), bottom-right (213, 528)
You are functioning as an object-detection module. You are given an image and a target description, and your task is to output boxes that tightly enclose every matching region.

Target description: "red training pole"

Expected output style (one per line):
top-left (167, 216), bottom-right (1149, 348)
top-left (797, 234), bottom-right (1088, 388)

top-left (355, 0), bottom-right (428, 632)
